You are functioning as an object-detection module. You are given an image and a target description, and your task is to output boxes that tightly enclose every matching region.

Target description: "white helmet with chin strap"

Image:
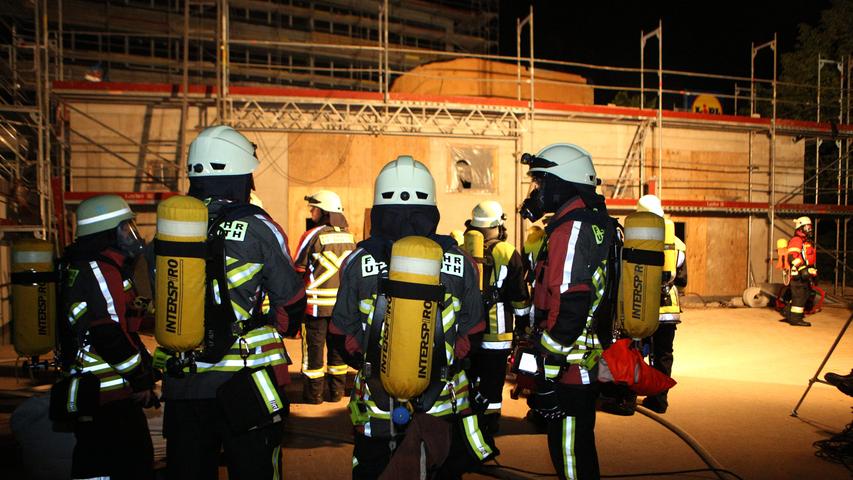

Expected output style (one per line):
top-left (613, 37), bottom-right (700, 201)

top-left (305, 190), bottom-right (344, 213)
top-left (637, 194), bottom-right (664, 217)
top-left (187, 125), bottom-right (259, 177)
top-left (794, 216), bottom-right (812, 230)
top-left (525, 143), bottom-right (599, 186)
top-left (470, 200), bottom-right (505, 228)
top-left (76, 194), bottom-right (134, 238)
top-left (373, 155), bottom-right (436, 206)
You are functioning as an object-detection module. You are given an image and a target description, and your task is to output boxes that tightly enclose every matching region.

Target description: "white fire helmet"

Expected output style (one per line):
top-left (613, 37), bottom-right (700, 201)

top-left (373, 155), bottom-right (436, 207)
top-left (470, 200), bottom-right (505, 228)
top-left (187, 125), bottom-right (259, 177)
top-left (636, 194), bottom-right (664, 217)
top-left (305, 190), bottom-right (344, 213)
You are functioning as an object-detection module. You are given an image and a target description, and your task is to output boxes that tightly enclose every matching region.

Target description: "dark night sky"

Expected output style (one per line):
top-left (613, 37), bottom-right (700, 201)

top-left (498, 0), bottom-right (833, 106)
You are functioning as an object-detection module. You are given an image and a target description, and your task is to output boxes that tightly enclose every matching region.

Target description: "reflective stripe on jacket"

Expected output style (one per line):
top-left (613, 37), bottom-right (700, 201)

top-left (660, 244), bottom-right (686, 323)
top-left (332, 243), bottom-right (484, 439)
top-left (480, 239), bottom-right (530, 349)
top-left (61, 249), bottom-right (151, 404)
top-left (532, 198), bottom-right (608, 385)
top-left (162, 199), bottom-right (305, 400)
top-left (295, 225), bottom-right (355, 317)
top-left (787, 233), bottom-right (816, 276)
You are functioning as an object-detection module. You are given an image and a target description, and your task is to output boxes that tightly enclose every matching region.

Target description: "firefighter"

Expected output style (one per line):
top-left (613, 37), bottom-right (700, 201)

top-left (464, 200), bottom-right (530, 436)
top-left (520, 143), bottom-right (611, 480)
top-left (162, 125), bottom-right (306, 479)
top-left (784, 216), bottom-right (817, 327)
top-left (295, 190), bottom-right (355, 403)
top-left (60, 194), bottom-right (157, 479)
top-left (637, 194), bottom-right (687, 414)
top-left (330, 155), bottom-right (491, 479)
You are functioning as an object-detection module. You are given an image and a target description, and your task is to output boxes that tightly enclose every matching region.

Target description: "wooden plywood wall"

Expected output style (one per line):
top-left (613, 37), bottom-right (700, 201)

top-left (64, 103), bottom-right (807, 296)
top-left (284, 134), bottom-right (432, 247)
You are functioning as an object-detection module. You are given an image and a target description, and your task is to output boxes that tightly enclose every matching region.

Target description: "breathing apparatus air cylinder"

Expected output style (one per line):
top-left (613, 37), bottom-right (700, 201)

top-left (620, 211), bottom-right (665, 339)
top-left (11, 238), bottom-right (55, 357)
top-left (663, 218), bottom-right (676, 282)
top-left (775, 238), bottom-right (790, 271)
top-left (379, 236), bottom-right (444, 400)
top-left (155, 195), bottom-right (207, 352)
top-left (463, 229), bottom-right (485, 289)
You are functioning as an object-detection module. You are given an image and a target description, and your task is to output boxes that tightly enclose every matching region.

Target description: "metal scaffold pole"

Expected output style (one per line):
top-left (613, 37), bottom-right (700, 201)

top-left (768, 33), bottom-right (777, 284)
top-left (381, 0), bottom-right (389, 105)
top-left (34, 0), bottom-right (51, 241)
top-left (177, 0), bottom-right (190, 190)
top-left (747, 42), bottom-right (755, 287)
top-left (529, 6), bottom-right (534, 151)
top-left (846, 56), bottom-right (851, 292)
top-left (516, 8), bottom-right (534, 152)
top-left (641, 22), bottom-right (662, 194)
top-left (816, 56), bottom-right (844, 292)
top-left (835, 60), bottom-right (844, 294)
top-left (752, 36), bottom-right (777, 284)
top-left (216, 0), bottom-right (230, 124)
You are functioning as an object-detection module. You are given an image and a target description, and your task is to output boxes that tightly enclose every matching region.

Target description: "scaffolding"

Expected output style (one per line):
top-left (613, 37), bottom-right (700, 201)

top-left (0, 1), bottom-right (851, 297)
top-left (0, 0), bottom-right (56, 244)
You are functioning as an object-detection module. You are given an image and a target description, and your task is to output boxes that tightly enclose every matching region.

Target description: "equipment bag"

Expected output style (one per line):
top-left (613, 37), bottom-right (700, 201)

top-left (216, 365), bottom-right (288, 433)
top-left (597, 338), bottom-right (676, 396)
top-left (49, 371), bottom-right (100, 423)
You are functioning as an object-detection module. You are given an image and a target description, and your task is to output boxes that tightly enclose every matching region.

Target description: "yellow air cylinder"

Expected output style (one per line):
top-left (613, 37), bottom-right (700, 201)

top-left (379, 236), bottom-right (444, 400)
top-left (663, 218), bottom-right (676, 281)
top-left (775, 238), bottom-right (790, 271)
top-left (524, 225), bottom-right (546, 267)
top-left (155, 195), bottom-right (208, 352)
top-left (620, 211), bottom-right (665, 339)
top-left (11, 238), bottom-right (55, 357)
top-left (463, 229), bottom-right (485, 289)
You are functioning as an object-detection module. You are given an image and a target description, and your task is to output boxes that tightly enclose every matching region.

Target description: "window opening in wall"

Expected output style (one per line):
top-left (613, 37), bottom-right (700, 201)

top-left (449, 145), bottom-right (496, 192)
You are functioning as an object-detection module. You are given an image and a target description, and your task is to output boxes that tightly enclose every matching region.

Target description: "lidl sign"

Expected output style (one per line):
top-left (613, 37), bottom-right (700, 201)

top-left (690, 94), bottom-right (723, 114)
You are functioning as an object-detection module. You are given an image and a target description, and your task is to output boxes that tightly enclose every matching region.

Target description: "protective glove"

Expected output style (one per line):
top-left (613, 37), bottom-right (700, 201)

top-left (807, 267), bottom-right (818, 278)
top-left (541, 354), bottom-right (566, 381)
top-left (528, 382), bottom-right (566, 420)
top-left (513, 316), bottom-right (532, 340)
top-left (129, 296), bottom-right (153, 317)
top-left (132, 389), bottom-right (161, 409)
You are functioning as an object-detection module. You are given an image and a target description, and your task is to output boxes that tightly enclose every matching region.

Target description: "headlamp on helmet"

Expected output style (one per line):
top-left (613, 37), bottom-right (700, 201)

top-left (304, 190), bottom-right (344, 213)
top-left (518, 144), bottom-right (600, 221)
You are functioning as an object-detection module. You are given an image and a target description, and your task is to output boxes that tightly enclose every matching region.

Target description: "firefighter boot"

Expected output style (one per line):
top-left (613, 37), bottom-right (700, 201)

top-left (641, 393), bottom-right (668, 414)
top-left (303, 377), bottom-right (324, 404)
top-left (780, 305), bottom-right (793, 324)
top-left (599, 391), bottom-right (637, 416)
top-left (326, 374), bottom-right (346, 403)
top-left (788, 311), bottom-right (811, 327)
top-left (480, 412), bottom-right (501, 436)
top-left (824, 370), bottom-right (853, 397)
